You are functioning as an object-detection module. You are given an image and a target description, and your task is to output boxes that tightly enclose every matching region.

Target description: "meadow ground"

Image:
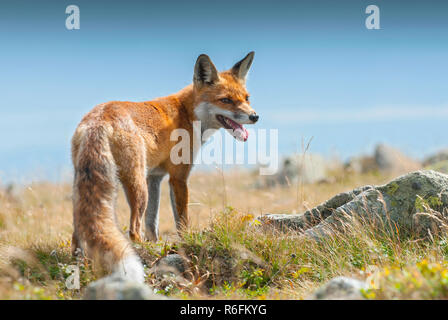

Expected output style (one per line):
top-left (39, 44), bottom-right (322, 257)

top-left (1, 168), bottom-right (448, 300)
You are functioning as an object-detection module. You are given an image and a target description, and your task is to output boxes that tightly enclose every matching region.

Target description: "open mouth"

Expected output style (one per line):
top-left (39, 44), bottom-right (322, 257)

top-left (216, 115), bottom-right (249, 142)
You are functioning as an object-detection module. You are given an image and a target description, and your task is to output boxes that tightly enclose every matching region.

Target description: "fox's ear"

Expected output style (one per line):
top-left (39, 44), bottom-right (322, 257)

top-left (231, 51), bottom-right (255, 82)
top-left (194, 54), bottom-right (219, 87)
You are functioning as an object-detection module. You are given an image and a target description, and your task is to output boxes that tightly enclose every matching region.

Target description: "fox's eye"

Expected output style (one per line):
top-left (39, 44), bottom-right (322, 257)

top-left (245, 95), bottom-right (250, 102)
top-left (220, 98), bottom-right (233, 104)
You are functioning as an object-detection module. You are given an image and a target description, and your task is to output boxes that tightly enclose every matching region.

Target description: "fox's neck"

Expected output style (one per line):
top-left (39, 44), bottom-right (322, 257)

top-left (172, 84), bottom-right (218, 140)
top-left (173, 84), bottom-right (213, 130)
top-left (173, 84), bottom-right (196, 122)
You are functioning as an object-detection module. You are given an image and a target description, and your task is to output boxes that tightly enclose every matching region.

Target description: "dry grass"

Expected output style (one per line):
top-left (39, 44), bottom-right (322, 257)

top-left (2, 168), bottom-right (447, 300)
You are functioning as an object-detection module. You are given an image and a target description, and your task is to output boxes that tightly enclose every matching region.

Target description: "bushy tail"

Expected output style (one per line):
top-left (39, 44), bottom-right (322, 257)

top-left (72, 125), bottom-right (144, 282)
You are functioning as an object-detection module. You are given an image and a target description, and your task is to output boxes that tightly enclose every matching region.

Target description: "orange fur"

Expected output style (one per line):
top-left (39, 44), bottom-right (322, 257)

top-left (71, 52), bottom-right (258, 279)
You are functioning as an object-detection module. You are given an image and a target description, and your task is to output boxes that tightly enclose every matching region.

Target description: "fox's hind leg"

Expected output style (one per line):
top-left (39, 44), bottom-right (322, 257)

top-left (113, 132), bottom-right (148, 243)
top-left (71, 231), bottom-right (80, 256)
top-left (122, 169), bottom-right (148, 243)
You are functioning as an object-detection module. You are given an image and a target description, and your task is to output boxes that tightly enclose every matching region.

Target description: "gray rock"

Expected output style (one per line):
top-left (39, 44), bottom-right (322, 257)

top-left (308, 277), bottom-right (367, 300)
top-left (84, 275), bottom-right (167, 300)
top-left (259, 185), bottom-right (374, 231)
top-left (374, 144), bottom-right (420, 174)
top-left (262, 170), bottom-right (448, 239)
top-left (413, 211), bottom-right (447, 238)
top-left (150, 254), bottom-right (188, 278)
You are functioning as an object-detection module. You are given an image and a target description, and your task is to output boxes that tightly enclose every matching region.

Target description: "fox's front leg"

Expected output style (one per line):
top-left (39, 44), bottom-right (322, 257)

top-left (145, 174), bottom-right (165, 241)
top-left (168, 176), bottom-right (189, 233)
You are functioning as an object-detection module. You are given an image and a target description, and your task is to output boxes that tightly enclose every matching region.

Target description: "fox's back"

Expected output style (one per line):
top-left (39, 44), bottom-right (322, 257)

top-left (72, 96), bottom-right (189, 170)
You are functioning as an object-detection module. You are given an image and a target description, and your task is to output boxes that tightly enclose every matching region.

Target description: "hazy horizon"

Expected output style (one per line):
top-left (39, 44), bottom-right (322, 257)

top-left (1, 0), bottom-right (448, 183)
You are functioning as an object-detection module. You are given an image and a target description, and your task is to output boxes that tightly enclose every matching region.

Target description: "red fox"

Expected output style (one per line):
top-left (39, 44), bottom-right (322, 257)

top-left (71, 52), bottom-right (258, 282)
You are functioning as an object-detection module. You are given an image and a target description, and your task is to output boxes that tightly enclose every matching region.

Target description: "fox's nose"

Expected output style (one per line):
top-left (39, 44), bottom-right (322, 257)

top-left (249, 114), bottom-right (259, 123)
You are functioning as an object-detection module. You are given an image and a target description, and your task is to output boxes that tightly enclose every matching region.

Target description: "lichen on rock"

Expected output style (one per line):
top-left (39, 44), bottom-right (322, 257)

top-left (261, 170), bottom-right (448, 239)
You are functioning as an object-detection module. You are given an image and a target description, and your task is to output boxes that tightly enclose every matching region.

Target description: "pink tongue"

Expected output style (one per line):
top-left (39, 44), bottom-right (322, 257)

top-left (233, 127), bottom-right (249, 142)
top-left (226, 117), bottom-right (248, 142)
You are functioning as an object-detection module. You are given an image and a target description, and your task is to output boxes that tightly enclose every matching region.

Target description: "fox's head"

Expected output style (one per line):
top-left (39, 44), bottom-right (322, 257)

top-left (192, 52), bottom-right (258, 142)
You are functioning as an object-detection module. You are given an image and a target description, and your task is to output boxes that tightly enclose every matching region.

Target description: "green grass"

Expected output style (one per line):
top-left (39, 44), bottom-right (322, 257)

top-left (175, 206), bottom-right (448, 299)
top-left (4, 205), bottom-right (448, 300)
top-left (2, 171), bottom-right (448, 299)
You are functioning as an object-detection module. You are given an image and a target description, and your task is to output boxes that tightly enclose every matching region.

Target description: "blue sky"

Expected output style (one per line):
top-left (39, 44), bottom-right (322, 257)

top-left (1, 0), bottom-right (448, 182)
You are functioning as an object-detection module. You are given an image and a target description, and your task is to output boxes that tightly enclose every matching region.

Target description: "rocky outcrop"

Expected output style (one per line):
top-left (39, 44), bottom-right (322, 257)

top-left (261, 185), bottom-right (374, 231)
top-left (149, 254), bottom-right (188, 278)
top-left (261, 170), bottom-right (448, 239)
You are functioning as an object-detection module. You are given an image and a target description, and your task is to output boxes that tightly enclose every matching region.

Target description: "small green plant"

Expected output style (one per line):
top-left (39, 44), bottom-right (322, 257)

top-left (415, 195), bottom-right (443, 212)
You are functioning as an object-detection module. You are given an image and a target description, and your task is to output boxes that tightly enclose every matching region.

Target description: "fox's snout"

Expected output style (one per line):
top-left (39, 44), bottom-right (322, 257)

top-left (249, 113), bottom-right (259, 123)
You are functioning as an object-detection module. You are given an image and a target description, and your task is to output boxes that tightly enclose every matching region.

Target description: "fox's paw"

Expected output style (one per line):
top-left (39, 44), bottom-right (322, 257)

top-left (129, 231), bottom-right (144, 243)
top-left (144, 229), bottom-right (158, 242)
